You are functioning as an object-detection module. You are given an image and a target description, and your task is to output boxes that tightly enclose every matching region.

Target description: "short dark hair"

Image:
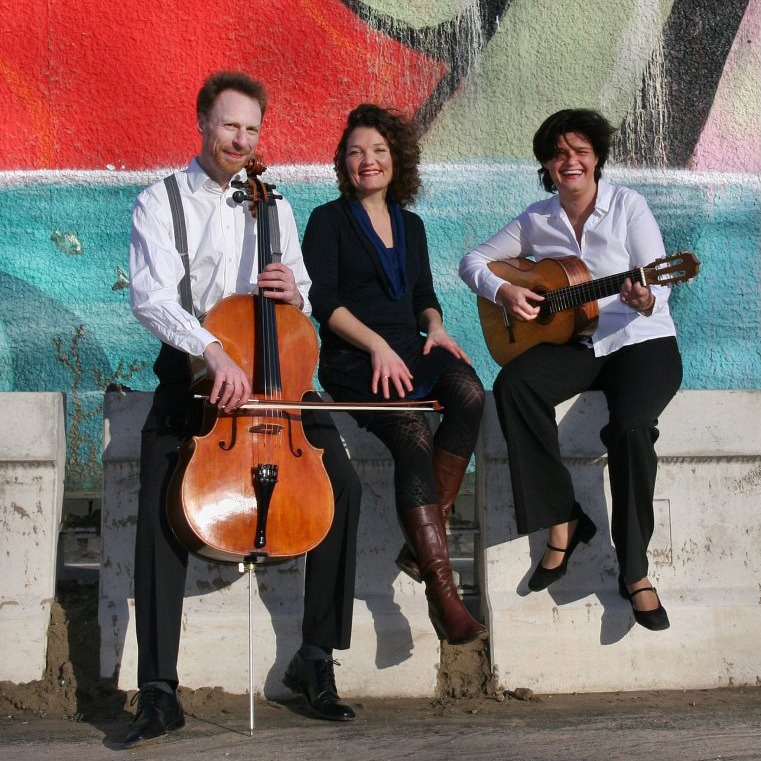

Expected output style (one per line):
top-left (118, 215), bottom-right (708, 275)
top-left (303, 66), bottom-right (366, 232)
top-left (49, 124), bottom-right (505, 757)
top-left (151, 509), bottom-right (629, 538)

top-left (533, 109), bottom-right (617, 193)
top-left (334, 104), bottom-right (421, 207)
top-left (196, 71), bottom-right (268, 119)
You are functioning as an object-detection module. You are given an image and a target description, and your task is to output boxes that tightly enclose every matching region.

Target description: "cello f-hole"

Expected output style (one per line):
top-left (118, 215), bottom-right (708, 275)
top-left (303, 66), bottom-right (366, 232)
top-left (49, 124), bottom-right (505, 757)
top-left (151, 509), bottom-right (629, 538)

top-left (283, 413), bottom-right (304, 458)
top-left (218, 414), bottom-right (238, 451)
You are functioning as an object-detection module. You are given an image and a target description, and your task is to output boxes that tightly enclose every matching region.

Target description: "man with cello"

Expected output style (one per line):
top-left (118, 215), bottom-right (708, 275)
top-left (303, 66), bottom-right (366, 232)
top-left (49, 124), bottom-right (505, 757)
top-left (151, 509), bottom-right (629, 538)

top-left (126, 70), bottom-right (362, 746)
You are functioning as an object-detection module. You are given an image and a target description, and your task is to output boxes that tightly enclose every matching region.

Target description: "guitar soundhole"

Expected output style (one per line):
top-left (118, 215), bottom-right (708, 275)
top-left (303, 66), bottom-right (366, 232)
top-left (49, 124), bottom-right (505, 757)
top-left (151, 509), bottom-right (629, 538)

top-left (536, 293), bottom-right (553, 324)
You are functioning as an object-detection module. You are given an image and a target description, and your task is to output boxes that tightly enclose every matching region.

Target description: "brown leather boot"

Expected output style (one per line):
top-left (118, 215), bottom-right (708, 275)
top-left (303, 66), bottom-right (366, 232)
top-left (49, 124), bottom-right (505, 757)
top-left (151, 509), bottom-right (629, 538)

top-left (400, 503), bottom-right (488, 645)
top-left (395, 450), bottom-right (470, 582)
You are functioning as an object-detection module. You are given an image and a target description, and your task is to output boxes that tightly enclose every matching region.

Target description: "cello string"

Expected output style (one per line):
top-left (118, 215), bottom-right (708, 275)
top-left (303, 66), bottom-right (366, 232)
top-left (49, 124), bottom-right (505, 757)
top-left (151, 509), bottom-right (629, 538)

top-left (267, 195), bottom-right (284, 405)
top-left (256, 189), bottom-right (275, 469)
top-left (258, 185), bottom-right (283, 471)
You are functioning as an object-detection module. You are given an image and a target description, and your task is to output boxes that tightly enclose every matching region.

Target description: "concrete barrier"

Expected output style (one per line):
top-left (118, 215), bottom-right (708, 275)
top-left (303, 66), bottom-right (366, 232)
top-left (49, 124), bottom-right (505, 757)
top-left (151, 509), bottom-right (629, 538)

top-left (480, 390), bottom-right (761, 692)
top-left (99, 391), bottom-right (440, 697)
top-left (100, 389), bottom-right (761, 696)
top-left (0, 393), bottom-right (66, 683)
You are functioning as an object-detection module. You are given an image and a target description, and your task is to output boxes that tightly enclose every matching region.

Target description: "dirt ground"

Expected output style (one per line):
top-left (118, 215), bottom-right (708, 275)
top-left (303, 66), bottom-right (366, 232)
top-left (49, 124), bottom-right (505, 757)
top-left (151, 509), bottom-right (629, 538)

top-left (1, 580), bottom-right (759, 723)
top-left (0, 580), bottom-right (496, 721)
top-left (2, 581), bottom-right (761, 760)
top-left (0, 581), bottom-right (120, 721)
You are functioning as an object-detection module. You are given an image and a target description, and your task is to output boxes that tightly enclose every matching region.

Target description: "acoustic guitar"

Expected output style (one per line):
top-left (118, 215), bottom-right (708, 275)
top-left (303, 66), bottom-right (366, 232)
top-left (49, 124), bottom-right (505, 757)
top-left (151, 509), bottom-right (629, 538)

top-left (477, 252), bottom-right (700, 366)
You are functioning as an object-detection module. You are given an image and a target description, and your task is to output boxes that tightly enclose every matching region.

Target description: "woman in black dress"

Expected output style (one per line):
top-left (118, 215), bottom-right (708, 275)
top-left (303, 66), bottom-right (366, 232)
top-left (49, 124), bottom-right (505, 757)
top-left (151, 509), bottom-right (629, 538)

top-left (302, 104), bottom-right (487, 645)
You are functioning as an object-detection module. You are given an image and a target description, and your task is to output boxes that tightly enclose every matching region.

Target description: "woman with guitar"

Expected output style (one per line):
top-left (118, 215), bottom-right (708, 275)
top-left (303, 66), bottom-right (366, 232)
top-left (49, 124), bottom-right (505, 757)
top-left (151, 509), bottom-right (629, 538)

top-left (460, 109), bottom-right (685, 631)
top-left (302, 104), bottom-right (487, 646)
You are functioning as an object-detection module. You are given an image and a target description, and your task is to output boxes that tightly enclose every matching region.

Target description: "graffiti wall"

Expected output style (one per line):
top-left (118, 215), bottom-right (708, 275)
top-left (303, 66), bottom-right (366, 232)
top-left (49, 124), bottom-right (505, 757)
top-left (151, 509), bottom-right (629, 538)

top-left (1, 0), bottom-right (759, 491)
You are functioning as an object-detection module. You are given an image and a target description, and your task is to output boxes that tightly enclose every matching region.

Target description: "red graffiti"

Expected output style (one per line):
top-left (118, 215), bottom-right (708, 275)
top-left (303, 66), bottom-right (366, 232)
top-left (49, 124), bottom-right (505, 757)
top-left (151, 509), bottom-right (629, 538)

top-left (1, 0), bottom-right (445, 169)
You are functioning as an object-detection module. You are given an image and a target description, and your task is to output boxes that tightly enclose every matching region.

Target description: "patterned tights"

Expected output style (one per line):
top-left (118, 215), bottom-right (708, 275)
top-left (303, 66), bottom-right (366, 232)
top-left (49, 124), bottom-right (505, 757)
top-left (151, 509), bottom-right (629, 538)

top-left (366, 362), bottom-right (484, 514)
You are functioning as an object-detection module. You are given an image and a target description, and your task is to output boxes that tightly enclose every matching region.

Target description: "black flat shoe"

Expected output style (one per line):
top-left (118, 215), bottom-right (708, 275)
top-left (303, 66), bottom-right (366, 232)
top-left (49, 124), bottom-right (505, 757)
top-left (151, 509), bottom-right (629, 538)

top-left (618, 575), bottom-right (670, 631)
top-left (527, 509), bottom-right (597, 591)
top-left (283, 652), bottom-right (355, 722)
top-left (122, 686), bottom-right (185, 748)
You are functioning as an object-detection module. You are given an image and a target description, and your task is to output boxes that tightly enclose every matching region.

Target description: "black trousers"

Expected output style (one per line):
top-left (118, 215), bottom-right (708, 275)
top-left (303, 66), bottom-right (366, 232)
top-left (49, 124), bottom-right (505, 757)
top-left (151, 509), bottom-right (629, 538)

top-left (492, 337), bottom-right (682, 583)
top-left (133, 387), bottom-right (361, 688)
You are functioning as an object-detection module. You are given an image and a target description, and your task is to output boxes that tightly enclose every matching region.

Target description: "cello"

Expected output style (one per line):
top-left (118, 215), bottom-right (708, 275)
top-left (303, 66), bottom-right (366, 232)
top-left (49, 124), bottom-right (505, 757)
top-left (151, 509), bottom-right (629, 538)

top-left (167, 156), bottom-right (334, 565)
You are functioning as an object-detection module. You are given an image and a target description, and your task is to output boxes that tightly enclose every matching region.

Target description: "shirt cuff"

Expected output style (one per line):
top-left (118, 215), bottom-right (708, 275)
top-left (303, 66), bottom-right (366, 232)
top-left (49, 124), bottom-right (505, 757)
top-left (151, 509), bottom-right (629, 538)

top-left (188, 328), bottom-right (220, 357)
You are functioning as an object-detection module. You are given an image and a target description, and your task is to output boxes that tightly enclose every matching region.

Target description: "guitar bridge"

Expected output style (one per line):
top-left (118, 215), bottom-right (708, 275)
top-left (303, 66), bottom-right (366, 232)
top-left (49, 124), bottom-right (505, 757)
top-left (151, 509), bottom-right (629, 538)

top-left (501, 306), bottom-right (516, 344)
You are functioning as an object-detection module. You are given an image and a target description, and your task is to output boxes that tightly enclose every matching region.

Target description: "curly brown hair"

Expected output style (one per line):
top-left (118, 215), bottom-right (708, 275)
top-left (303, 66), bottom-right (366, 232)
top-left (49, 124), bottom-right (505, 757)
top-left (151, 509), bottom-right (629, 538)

top-left (334, 104), bottom-right (421, 207)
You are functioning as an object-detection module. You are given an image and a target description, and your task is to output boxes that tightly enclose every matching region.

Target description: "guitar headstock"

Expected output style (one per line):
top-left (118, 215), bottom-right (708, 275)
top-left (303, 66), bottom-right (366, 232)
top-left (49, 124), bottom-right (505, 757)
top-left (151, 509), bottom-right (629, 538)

top-left (643, 252), bottom-right (700, 286)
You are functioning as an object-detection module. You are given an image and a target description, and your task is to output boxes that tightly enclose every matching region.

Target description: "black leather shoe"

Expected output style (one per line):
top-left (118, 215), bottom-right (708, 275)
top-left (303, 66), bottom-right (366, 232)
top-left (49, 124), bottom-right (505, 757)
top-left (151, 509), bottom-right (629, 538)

top-left (618, 575), bottom-right (670, 631)
top-left (122, 686), bottom-right (185, 748)
top-left (527, 509), bottom-right (597, 591)
top-left (283, 652), bottom-right (355, 721)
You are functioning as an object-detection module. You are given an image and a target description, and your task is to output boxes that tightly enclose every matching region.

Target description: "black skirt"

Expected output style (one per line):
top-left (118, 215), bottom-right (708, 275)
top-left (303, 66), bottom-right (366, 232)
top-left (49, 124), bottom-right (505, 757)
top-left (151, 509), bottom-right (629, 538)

top-left (318, 333), bottom-right (457, 428)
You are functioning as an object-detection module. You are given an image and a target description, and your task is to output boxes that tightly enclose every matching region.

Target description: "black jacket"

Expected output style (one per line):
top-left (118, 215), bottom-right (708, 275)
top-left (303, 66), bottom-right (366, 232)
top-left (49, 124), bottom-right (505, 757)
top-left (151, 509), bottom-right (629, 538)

top-left (302, 197), bottom-right (442, 358)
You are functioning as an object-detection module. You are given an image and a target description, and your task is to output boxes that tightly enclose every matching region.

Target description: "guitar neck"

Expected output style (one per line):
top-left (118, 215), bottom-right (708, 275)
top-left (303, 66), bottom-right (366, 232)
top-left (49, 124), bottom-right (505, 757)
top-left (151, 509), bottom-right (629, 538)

top-left (546, 267), bottom-right (643, 314)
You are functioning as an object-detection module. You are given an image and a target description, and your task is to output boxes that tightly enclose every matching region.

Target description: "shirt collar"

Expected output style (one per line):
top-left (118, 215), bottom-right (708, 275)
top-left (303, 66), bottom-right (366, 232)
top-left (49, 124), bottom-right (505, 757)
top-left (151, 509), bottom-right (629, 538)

top-left (186, 157), bottom-right (246, 195)
top-left (548, 177), bottom-right (613, 217)
top-left (547, 193), bottom-right (563, 216)
top-left (594, 178), bottom-right (613, 214)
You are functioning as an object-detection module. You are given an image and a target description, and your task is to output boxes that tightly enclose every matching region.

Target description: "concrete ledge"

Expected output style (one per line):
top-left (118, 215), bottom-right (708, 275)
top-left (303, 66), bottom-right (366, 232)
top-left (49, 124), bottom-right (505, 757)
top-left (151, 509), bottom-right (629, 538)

top-left (99, 391), bottom-right (439, 697)
top-left (480, 390), bottom-right (761, 693)
top-left (100, 389), bottom-right (760, 696)
top-left (0, 393), bottom-right (66, 682)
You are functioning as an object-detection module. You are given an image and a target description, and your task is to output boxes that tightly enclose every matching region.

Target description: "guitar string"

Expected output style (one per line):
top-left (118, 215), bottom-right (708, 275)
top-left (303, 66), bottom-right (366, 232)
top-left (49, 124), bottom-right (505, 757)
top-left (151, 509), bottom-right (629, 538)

top-left (544, 254), bottom-right (694, 314)
top-left (547, 269), bottom-right (640, 314)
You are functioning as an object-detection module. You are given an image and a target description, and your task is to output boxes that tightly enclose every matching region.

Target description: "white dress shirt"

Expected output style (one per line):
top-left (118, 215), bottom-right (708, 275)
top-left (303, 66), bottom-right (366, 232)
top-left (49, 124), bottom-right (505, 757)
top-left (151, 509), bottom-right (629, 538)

top-left (459, 180), bottom-right (676, 357)
top-left (130, 158), bottom-right (312, 357)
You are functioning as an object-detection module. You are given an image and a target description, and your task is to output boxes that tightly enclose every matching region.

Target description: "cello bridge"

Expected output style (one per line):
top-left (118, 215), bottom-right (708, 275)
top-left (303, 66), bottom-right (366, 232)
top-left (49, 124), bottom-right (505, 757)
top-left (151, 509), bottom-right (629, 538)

top-left (248, 423), bottom-right (283, 435)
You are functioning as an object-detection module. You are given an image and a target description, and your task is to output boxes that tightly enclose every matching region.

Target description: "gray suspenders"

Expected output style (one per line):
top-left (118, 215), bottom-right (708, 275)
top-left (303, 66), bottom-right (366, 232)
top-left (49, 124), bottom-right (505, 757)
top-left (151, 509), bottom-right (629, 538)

top-left (163, 173), bottom-right (195, 316)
